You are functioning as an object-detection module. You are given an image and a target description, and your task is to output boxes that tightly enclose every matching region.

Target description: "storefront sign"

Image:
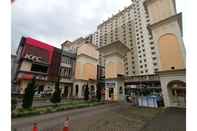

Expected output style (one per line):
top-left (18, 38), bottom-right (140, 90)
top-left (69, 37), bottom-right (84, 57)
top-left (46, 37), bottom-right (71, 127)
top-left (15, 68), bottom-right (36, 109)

top-left (24, 54), bottom-right (47, 64)
top-left (105, 81), bottom-right (116, 88)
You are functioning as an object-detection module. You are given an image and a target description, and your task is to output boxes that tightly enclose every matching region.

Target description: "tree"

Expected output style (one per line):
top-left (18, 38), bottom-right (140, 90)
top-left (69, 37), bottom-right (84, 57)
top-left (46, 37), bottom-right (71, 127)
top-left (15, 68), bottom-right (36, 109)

top-left (11, 98), bottom-right (17, 112)
top-left (50, 82), bottom-right (61, 106)
top-left (96, 84), bottom-right (101, 101)
top-left (22, 77), bottom-right (37, 109)
top-left (84, 85), bottom-right (89, 101)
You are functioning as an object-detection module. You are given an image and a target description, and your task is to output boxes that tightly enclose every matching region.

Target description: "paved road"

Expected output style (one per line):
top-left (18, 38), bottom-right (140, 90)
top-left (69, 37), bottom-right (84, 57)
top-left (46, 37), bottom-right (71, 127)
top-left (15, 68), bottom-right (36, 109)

top-left (140, 107), bottom-right (186, 131)
top-left (12, 103), bottom-right (185, 131)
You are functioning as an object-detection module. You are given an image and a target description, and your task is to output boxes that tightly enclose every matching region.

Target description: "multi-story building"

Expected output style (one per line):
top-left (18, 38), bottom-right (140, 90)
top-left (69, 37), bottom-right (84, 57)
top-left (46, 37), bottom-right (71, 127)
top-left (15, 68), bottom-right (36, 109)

top-left (73, 42), bottom-right (99, 99)
top-left (94, 0), bottom-right (159, 76)
top-left (11, 54), bottom-right (19, 94)
top-left (15, 37), bottom-right (99, 100)
top-left (59, 42), bottom-right (76, 98)
top-left (61, 39), bottom-right (99, 99)
top-left (15, 37), bottom-right (61, 95)
top-left (144, 0), bottom-right (186, 107)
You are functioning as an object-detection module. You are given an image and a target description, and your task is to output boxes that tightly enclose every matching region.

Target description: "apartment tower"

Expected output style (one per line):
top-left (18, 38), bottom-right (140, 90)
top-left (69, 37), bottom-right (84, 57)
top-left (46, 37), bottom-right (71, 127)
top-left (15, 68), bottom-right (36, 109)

top-left (94, 0), bottom-right (160, 76)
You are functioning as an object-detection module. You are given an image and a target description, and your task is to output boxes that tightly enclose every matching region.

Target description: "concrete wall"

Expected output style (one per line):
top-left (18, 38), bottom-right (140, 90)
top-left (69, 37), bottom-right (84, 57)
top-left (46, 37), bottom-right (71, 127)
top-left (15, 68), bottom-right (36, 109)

top-left (20, 61), bottom-right (32, 71)
top-left (159, 34), bottom-right (184, 70)
top-left (147, 0), bottom-right (176, 24)
top-left (73, 80), bottom-right (97, 99)
top-left (159, 71), bottom-right (186, 107)
top-left (75, 43), bottom-right (98, 81)
top-left (105, 54), bottom-right (124, 79)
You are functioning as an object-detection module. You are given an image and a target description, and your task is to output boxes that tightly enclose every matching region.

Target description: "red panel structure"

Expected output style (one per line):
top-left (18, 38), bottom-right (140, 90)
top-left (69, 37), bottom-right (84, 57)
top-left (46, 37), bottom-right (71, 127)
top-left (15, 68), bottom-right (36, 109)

top-left (25, 37), bottom-right (54, 64)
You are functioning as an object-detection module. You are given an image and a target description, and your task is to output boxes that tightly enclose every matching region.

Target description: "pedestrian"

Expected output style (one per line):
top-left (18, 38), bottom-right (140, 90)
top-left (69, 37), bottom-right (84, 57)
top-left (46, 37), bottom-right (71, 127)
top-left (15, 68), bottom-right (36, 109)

top-left (32, 123), bottom-right (38, 131)
top-left (63, 116), bottom-right (70, 131)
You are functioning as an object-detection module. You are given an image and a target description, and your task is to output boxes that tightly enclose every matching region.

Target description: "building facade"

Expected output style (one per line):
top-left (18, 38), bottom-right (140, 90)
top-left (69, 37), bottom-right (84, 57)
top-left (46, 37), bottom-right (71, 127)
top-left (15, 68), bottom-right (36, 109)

top-left (73, 42), bottom-right (99, 99)
top-left (11, 54), bottom-right (18, 94)
top-left (59, 43), bottom-right (77, 98)
top-left (15, 37), bottom-right (61, 95)
top-left (94, 0), bottom-right (158, 76)
top-left (144, 0), bottom-right (186, 107)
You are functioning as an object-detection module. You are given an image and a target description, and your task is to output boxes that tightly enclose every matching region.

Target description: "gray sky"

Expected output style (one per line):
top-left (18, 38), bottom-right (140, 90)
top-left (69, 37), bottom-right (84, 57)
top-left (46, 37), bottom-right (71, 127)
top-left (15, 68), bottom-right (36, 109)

top-left (11, 0), bottom-right (185, 54)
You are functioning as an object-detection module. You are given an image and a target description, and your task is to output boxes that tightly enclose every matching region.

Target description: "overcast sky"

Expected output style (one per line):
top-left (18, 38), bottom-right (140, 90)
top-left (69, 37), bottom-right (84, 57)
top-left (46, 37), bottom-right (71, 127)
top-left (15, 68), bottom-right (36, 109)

top-left (11, 0), bottom-right (185, 54)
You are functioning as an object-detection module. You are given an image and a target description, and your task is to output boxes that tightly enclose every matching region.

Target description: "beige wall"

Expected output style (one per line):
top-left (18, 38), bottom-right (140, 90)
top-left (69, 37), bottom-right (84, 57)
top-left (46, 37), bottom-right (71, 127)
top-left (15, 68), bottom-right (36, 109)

top-left (159, 70), bottom-right (186, 107)
top-left (75, 62), bottom-right (97, 80)
top-left (106, 62), bottom-right (124, 79)
top-left (19, 80), bottom-right (29, 94)
top-left (159, 34), bottom-right (184, 71)
top-left (77, 44), bottom-right (99, 60)
top-left (20, 61), bottom-right (32, 71)
top-left (147, 0), bottom-right (176, 24)
top-left (75, 62), bottom-right (82, 79)
top-left (75, 43), bottom-right (98, 81)
top-left (83, 63), bottom-right (97, 80)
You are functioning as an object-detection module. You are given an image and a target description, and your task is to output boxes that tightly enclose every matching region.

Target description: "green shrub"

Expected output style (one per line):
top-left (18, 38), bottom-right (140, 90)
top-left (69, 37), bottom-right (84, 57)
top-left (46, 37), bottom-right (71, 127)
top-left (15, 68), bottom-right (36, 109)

top-left (11, 98), bottom-right (17, 111)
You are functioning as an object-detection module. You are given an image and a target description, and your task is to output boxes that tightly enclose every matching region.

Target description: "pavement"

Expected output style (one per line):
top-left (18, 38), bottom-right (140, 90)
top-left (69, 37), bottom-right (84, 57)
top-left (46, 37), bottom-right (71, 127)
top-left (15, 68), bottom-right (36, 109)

top-left (140, 107), bottom-right (186, 131)
top-left (12, 103), bottom-right (185, 131)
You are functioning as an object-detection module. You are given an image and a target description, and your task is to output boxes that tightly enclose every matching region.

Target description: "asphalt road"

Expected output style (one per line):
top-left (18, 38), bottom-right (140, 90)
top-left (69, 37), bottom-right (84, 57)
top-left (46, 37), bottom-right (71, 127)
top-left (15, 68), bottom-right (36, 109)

top-left (12, 103), bottom-right (185, 131)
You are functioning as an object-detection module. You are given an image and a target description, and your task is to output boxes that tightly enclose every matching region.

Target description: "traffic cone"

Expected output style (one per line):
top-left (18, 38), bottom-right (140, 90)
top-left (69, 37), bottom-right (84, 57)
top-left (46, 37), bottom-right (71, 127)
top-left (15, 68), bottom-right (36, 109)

top-left (63, 117), bottom-right (69, 131)
top-left (32, 123), bottom-right (39, 131)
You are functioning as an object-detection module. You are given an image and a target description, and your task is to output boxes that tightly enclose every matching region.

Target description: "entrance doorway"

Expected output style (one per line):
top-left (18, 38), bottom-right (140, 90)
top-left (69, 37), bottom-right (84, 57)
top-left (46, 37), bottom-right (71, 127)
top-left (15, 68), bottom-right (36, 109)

top-left (168, 80), bottom-right (186, 107)
top-left (64, 86), bottom-right (68, 98)
top-left (108, 88), bottom-right (114, 101)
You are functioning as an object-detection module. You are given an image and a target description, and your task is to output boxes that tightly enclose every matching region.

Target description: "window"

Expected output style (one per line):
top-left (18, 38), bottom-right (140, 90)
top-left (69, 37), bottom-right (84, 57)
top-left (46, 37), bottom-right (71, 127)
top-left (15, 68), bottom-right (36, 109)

top-left (154, 68), bottom-right (158, 72)
top-left (31, 63), bottom-right (48, 73)
top-left (151, 47), bottom-right (155, 50)
top-left (75, 85), bottom-right (79, 96)
top-left (152, 57), bottom-right (157, 60)
top-left (119, 87), bottom-right (123, 94)
top-left (153, 63), bottom-right (157, 66)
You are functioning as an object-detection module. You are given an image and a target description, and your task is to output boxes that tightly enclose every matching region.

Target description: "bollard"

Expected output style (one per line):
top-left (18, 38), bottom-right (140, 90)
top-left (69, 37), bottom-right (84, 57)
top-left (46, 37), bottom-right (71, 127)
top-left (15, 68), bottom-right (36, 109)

top-left (32, 123), bottom-right (39, 131)
top-left (63, 117), bottom-right (69, 131)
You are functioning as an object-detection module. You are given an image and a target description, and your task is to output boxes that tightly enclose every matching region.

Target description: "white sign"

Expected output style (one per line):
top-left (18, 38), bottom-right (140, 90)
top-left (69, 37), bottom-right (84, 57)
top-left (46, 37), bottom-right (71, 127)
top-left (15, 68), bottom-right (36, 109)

top-left (24, 54), bottom-right (46, 63)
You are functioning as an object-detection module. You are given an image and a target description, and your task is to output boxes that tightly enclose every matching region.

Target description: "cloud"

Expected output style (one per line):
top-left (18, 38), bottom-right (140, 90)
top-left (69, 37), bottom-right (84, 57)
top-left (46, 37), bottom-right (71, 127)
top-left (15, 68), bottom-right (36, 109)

top-left (11, 0), bottom-right (132, 54)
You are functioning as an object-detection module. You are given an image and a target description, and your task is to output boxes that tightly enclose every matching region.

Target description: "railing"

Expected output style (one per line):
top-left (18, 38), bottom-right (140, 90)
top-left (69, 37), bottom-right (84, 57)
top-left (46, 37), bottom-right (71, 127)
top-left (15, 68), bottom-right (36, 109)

top-left (124, 75), bottom-right (160, 83)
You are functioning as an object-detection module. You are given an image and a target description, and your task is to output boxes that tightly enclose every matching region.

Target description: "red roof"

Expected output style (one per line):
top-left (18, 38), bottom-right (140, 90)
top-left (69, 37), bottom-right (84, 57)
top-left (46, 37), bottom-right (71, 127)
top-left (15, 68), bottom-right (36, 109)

top-left (25, 37), bottom-right (54, 64)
